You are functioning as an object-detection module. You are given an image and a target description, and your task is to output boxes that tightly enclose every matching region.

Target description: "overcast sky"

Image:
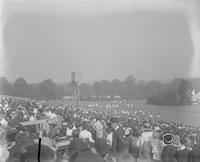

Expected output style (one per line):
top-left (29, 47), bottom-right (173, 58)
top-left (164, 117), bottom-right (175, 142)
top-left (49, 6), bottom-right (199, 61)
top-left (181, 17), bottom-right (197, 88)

top-left (1, 0), bottom-right (199, 83)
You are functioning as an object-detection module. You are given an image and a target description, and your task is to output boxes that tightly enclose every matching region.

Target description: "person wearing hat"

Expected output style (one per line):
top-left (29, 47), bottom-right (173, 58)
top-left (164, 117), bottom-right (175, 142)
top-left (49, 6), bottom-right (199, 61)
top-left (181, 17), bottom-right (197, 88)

top-left (161, 134), bottom-right (177, 162)
top-left (174, 136), bottom-right (190, 162)
top-left (128, 128), bottom-right (140, 161)
top-left (138, 121), bottom-right (154, 161)
top-left (8, 111), bottom-right (20, 128)
top-left (150, 131), bottom-right (164, 162)
top-left (110, 117), bottom-right (127, 156)
top-left (124, 127), bottom-right (136, 152)
top-left (66, 122), bottom-right (76, 137)
top-left (188, 135), bottom-right (200, 162)
top-left (20, 144), bottom-right (56, 162)
top-left (104, 124), bottom-right (113, 148)
top-left (93, 116), bottom-right (104, 139)
top-left (72, 129), bottom-right (81, 139)
top-left (67, 138), bottom-right (91, 162)
top-left (79, 121), bottom-right (94, 143)
top-left (0, 127), bottom-right (10, 162)
top-left (8, 132), bottom-right (35, 161)
top-left (94, 138), bottom-right (110, 158)
top-left (0, 114), bottom-right (8, 127)
top-left (49, 123), bottom-right (58, 139)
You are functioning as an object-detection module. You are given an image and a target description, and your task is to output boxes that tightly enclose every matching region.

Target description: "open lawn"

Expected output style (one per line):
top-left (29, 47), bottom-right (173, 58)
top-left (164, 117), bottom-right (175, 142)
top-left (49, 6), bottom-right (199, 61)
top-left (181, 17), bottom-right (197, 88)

top-left (81, 100), bottom-right (200, 127)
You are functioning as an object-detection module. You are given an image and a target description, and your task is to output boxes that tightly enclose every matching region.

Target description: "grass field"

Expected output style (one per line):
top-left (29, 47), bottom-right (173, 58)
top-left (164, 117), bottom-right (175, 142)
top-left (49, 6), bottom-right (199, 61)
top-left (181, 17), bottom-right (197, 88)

top-left (81, 100), bottom-right (200, 127)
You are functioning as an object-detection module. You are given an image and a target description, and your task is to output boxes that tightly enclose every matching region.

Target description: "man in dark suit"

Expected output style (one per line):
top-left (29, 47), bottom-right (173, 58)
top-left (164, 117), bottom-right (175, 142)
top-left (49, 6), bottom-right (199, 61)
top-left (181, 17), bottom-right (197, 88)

top-left (110, 117), bottom-right (127, 156)
top-left (174, 136), bottom-right (190, 162)
top-left (188, 136), bottom-right (200, 162)
top-left (161, 134), bottom-right (177, 162)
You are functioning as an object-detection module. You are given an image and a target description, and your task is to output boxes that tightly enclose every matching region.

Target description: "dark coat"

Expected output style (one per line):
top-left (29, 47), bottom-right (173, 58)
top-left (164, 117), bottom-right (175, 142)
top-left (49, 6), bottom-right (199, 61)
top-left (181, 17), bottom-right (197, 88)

top-left (175, 148), bottom-right (190, 162)
top-left (188, 147), bottom-right (200, 162)
top-left (161, 145), bottom-right (177, 162)
top-left (111, 127), bottom-right (127, 155)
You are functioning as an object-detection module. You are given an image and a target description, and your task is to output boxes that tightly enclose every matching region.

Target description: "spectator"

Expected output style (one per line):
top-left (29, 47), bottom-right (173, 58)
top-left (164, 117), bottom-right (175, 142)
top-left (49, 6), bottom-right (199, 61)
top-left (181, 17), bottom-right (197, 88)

top-left (104, 125), bottom-right (113, 148)
top-left (8, 132), bottom-right (35, 161)
top-left (94, 138), bottom-right (110, 158)
top-left (0, 115), bottom-right (8, 127)
top-left (2, 96), bottom-right (200, 162)
top-left (66, 123), bottom-right (76, 137)
top-left (188, 136), bottom-right (200, 162)
top-left (174, 136), bottom-right (190, 162)
top-left (110, 117), bottom-right (127, 156)
top-left (20, 144), bottom-right (56, 162)
top-left (150, 131), bottom-right (163, 162)
top-left (138, 121), bottom-right (153, 162)
top-left (93, 116), bottom-right (104, 139)
top-left (0, 127), bottom-right (10, 162)
top-left (128, 130), bottom-right (140, 161)
top-left (161, 134), bottom-right (177, 162)
top-left (117, 151), bottom-right (136, 162)
top-left (79, 121), bottom-right (94, 143)
top-left (67, 138), bottom-right (91, 162)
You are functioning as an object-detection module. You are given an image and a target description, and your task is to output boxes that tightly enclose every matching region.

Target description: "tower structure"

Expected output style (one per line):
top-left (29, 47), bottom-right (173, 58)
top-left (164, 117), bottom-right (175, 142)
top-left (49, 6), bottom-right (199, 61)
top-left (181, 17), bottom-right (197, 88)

top-left (71, 72), bottom-right (81, 105)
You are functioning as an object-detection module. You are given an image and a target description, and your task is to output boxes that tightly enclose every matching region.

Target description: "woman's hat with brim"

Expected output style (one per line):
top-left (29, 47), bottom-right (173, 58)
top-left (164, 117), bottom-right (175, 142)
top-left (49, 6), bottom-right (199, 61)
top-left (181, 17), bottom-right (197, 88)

top-left (142, 121), bottom-right (152, 131)
top-left (163, 133), bottom-right (174, 145)
top-left (10, 111), bottom-right (17, 117)
top-left (110, 117), bottom-right (119, 124)
top-left (124, 128), bottom-right (131, 136)
top-left (153, 131), bottom-right (160, 138)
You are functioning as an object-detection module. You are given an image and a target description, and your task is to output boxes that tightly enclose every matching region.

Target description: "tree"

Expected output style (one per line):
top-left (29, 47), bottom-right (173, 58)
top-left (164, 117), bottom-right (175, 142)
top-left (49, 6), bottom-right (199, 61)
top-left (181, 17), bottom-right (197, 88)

top-left (93, 81), bottom-right (102, 97)
top-left (170, 78), bottom-right (183, 91)
top-left (79, 83), bottom-right (93, 97)
top-left (124, 75), bottom-right (137, 99)
top-left (147, 89), bottom-right (178, 106)
top-left (13, 77), bottom-right (30, 97)
top-left (38, 79), bottom-right (57, 100)
top-left (190, 78), bottom-right (200, 92)
top-left (111, 79), bottom-right (122, 97)
top-left (144, 80), bottom-right (164, 98)
top-left (162, 89), bottom-right (178, 106)
top-left (135, 80), bottom-right (147, 99)
top-left (177, 79), bottom-right (193, 105)
top-left (100, 80), bottom-right (112, 97)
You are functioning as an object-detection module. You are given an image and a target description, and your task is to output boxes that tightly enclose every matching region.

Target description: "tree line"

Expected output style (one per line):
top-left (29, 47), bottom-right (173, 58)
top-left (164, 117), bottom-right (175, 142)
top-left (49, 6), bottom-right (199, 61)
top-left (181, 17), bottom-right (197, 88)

top-left (0, 76), bottom-right (199, 105)
top-left (147, 78), bottom-right (200, 106)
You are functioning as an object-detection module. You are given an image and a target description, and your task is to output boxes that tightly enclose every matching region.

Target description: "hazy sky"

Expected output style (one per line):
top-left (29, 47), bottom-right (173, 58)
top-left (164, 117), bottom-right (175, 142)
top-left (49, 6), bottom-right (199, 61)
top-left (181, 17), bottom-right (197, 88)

top-left (1, 0), bottom-right (199, 83)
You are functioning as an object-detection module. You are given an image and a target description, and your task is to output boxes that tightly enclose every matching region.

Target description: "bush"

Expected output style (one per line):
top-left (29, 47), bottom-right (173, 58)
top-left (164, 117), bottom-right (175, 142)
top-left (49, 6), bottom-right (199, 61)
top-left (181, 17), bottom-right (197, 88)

top-left (147, 89), bottom-right (178, 106)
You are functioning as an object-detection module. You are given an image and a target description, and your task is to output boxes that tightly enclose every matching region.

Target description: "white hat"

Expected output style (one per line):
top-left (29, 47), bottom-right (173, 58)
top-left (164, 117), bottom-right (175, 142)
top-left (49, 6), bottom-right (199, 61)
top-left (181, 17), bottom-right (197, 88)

top-left (154, 126), bottom-right (161, 131)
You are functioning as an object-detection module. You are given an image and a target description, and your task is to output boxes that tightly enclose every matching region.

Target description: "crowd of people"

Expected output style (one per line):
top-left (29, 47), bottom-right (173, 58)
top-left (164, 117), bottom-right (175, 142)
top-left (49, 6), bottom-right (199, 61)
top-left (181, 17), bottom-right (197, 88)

top-left (1, 96), bottom-right (200, 162)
